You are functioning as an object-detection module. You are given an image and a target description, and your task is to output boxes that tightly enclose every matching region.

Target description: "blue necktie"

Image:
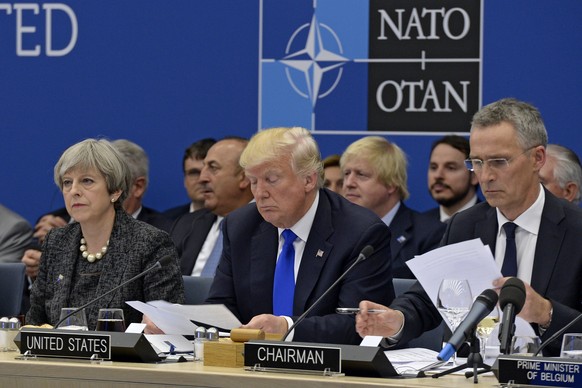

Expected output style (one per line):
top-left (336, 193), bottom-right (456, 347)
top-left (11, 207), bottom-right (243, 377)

top-left (201, 222), bottom-right (223, 277)
top-left (273, 229), bottom-right (297, 316)
top-left (501, 222), bottom-right (518, 277)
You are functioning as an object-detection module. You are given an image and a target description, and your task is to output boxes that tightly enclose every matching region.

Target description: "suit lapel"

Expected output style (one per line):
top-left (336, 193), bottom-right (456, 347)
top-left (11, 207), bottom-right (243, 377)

top-left (294, 191), bottom-right (334, 315)
top-left (250, 222), bottom-right (278, 313)
top-left (180, 211), bottom-right (216, 274)
top-left (531, 193), bottom-right (566, 294)
top-left (89, 211), bottom-right (131, 319)
top-left (50, 225), bottom-right (81, 321)
top-left (389, 204), bottom-right (412, 260)
top-left (475, 206), bottom-right (498, 254)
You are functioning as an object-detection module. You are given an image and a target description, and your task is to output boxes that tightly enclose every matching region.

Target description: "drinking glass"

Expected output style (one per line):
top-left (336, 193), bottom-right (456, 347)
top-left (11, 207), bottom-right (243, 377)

top-left (476, 303), bottom-right (500, 360)
top-left (59, 308), bottom-right (88, 331)
top-left (510, 336), bottom-right (542, 356)
top-left (560, 333), bottom-right (582, 359)
top-left (96, 308), bottom-right (126, 332)
top-left (437, 279), bottom-right (473, 364)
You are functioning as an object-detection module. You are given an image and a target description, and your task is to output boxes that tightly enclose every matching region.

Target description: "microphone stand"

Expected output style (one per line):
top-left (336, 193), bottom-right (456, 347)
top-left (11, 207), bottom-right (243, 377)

top-left (54, 259), bottom-right (166, 329)
top-left (432, 330), bottom-right (491, 382)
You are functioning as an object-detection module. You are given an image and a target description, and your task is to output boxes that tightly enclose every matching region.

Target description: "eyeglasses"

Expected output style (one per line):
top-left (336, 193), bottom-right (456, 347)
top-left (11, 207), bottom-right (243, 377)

top-left (464, 146), bottom-right (538, 172)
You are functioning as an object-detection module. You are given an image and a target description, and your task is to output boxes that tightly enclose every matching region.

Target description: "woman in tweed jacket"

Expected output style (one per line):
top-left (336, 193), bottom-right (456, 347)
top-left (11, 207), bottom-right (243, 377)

top-left (26, 139), bottom-right (184, 330)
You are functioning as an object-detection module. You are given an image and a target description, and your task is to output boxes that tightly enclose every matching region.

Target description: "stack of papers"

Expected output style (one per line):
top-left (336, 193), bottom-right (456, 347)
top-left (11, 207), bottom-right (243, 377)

top-left (126, 300), bottom-right (242, 335)
top-left (406, 238), bottom-right (502, 307)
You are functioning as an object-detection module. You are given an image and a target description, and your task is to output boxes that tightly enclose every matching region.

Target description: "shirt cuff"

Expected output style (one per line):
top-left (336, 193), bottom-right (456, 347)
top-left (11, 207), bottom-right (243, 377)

top-left (282, 316), bottom-right (294, 341)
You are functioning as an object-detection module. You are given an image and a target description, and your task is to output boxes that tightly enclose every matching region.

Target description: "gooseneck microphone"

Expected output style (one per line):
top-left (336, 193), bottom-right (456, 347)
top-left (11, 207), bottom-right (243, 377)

top-left (533, 312), bottom-right (582, 356)
top-left (437, 289), bottom-right (499, 362)
top-left (498, 277), bottom-right (526, 354)
top-left (280, 245), bottom-right (375, 341)
top-left (54, 255), bottom-right (174, 329)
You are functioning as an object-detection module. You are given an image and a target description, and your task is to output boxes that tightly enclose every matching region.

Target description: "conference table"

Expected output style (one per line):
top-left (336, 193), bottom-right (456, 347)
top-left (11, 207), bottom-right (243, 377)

top-left (0, 352), bottom-right (498, 387)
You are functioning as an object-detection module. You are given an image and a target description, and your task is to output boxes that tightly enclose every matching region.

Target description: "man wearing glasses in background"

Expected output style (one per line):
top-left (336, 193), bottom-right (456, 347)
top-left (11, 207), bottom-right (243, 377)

top-left (356, 98), bottom-right (582, 356)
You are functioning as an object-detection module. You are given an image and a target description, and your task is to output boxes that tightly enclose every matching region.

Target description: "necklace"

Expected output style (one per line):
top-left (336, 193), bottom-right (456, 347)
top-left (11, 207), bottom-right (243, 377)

top-left (79, 237), bottom-right (109, 263)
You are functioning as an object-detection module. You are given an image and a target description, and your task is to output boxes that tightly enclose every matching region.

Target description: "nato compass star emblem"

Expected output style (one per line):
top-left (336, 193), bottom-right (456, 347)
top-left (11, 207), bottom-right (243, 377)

top-left (280, 14), bottom-right (348, 109)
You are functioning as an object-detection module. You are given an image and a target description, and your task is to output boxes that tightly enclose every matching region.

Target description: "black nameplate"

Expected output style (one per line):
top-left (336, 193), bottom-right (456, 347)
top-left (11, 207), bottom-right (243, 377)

top-left (494, 355), bottom-right (582, 387)
top-left (244, 341), bottom-right (341, 373)
top-left (20, 330), bottom-right (111, 360)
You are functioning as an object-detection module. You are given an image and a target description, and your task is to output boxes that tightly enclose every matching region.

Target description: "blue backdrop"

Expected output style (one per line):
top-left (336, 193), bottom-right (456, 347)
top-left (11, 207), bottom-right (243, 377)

top-left (1, 0), bottom-right (580, 224)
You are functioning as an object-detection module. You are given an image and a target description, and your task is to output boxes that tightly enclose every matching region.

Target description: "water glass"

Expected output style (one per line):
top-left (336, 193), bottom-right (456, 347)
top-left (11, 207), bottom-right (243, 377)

top-left (436, 279), bottom-right (472, 364)
top-left (476, 304), bottom-right (500, 360)
top-left (96, 308), bottom-right (126, 332)
top-left (59, 308), bottom-right (88, 331)
top-left (560, 333), bottom-right (582, 359)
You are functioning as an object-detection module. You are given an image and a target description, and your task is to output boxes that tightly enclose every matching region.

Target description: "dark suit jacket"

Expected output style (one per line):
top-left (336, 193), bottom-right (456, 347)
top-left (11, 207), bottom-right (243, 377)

top-left (137, 206), bottom-right (172, 233)
top-left (26, 209), bottom-right (184, 330)
top-left (391, 189), bottom-right (582, 356)
top-left (206, 189), bottom-right (394, 345)
top-left (389, 203), bottom-right (445, 278)
top-left (163, 203), bottom-right (191, 221)
top-left (170, 208), bottom-right (216, 275)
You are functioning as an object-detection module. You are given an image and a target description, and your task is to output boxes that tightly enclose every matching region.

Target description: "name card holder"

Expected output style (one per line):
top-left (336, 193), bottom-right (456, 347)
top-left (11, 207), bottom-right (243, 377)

top-left (14, 328), bottom-right (161, 363)
top-left (245, 340), bottom-right (398, 378)
top-left (493, 354), bottom-right (582, 387)
top-left (16, 329), bottom-right (111, 363)
top-left (244, 341), bottom-right (343, 376)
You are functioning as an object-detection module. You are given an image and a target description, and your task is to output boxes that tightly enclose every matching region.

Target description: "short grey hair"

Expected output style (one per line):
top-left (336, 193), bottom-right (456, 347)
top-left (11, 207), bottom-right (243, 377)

top-left (112, 139), bottom-right (149, 189)
top-left (547, 144), bottom-right (582, 204)
top-left (471, 98), bottom-right (548, 150)
top-left (54, 138), bottom-right (131, 206)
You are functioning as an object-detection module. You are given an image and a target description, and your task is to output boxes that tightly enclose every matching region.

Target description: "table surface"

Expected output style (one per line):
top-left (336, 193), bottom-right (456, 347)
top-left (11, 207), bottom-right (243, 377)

top-left (0, 351), bottom-right (501, 388)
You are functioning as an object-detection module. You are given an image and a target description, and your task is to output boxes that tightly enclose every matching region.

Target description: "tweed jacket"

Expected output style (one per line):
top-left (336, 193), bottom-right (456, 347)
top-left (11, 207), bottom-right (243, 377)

top-left (26, 208), bottom-right (184, 330)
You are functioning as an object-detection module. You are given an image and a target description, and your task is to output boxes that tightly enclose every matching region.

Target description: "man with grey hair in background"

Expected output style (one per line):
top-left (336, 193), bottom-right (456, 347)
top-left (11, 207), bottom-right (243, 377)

top-left (539, 144), bottom-right (582, 205)
top-left (111, 139), bottom-right (172, 232)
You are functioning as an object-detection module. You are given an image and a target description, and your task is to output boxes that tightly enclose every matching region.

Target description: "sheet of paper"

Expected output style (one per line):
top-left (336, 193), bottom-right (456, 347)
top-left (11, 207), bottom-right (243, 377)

top-left (149, 302), bottom-right (242, 331)
top-left (360, 335), bottom-right (383, 347)
top-left (148, 300), bottom-right (242, 331)
top-left (125, 323), bottom-right (146, 333)
top-left (384, 348), bottom-right (444, 375)
top-left (406, 238), bottom-right (503, 306)
top-left (126, 300), bottom-right (198, 335)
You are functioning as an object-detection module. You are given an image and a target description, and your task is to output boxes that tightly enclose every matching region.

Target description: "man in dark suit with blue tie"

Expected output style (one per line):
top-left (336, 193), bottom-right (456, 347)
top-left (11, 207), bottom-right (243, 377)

top-left (206, 127), bottom-right (394, 345)
top-left (355, 98), bottom-right (582, 356)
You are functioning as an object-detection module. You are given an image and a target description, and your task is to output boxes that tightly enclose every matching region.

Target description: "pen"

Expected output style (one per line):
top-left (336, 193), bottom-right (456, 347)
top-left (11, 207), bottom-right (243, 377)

top-left (336, 307), bottom-right (388, 314)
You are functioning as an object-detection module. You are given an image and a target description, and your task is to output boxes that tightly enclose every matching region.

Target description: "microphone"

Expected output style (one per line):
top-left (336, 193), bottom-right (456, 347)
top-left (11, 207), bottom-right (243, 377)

top-left (54, 255), bottom-right (174, 329)
top-left (533, 312), bottom-right (582, 357)
top-left (280, 245), bottom-right (374, 341)
top-left (437, 289), bottom-right (499, 361)
top-left (498, 277), bottom-right (526, 354)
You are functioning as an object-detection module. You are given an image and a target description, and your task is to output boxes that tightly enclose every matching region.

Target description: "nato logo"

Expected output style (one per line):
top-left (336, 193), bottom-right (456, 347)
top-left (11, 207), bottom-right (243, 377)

top-left (260, 0), bottom-right (482, 134)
